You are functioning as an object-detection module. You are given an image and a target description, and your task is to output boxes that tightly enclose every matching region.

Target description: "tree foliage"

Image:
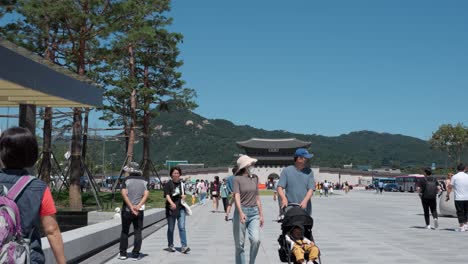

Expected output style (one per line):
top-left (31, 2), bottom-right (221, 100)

top-left (430, 123), bottom-right (468, 165)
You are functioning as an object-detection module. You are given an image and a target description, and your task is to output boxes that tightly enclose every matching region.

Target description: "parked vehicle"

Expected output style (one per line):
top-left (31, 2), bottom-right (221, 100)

top-left (395, 174), bottom-right (424, 192)
top-left (383, 183), bottom-right (399, 192)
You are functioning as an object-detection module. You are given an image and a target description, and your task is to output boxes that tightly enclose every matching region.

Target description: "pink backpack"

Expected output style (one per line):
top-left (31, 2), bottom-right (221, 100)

top-left (0, 176), bottom-right (35, 264)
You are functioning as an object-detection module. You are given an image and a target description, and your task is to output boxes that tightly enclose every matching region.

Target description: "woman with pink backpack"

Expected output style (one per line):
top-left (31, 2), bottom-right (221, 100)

top-left (0, 127), bottom-right (65, 264)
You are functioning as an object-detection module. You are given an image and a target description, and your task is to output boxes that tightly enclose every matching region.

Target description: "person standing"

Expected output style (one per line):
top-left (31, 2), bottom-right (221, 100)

top-left (344, 181), bottom-right (350, 194)
top-left (277, 148), bottom-right (316, 215)
top-left (323, 180), bottom-right (329, 197)
top-left (165, 167), bottom-right (190, 253)
top-left (197, 179), bottom-right (207, 205)
top-left (211, 176), bottom-right (221, 212)
top-left (273, 179), bottom-right (282, 220)
top-left (446, 163), bottom-right (468, 232)
top-left (220, 178), bottom-right (229, 213)
top-left (378, 181), bottom-right (384, 194)
top-left (417, 168), bottom-right (440, 229)
top-left (191, 179), bottom-right (199, 205)
top-left (232, 155), bottom-right (264, 264)
top-left (0, 127), bottom-right (65, 264)
top-left (119, 162), bottom-right (149, 260)
top-left (224, 167), bottom-right (237, 221)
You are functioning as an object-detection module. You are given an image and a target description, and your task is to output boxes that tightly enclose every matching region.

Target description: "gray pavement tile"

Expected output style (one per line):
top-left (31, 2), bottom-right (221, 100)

top-left (103, 190), bottom-right (468, 264)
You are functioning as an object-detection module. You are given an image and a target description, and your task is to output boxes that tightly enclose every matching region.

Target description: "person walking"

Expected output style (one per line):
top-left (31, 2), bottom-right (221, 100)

top-left (323, 180), bottom-right (329, 197)
top-left (0, 127), bottom-right (66, 264)
top-left (378, 181), bottom-right (384, 195)
top-left (273, 179), bottom-right (282, 220)
top-left (211, 176), bottom-right (221, 212)
top-left (118, 162), bottom-right (149, 260)
top-left (165, 167), bottom-right (190, 253)
top-left (220, 178), bottom-right (229, 213)
top-left (224, 167), bottom-right (237, 221)
top-left (417, 168), bottom-right (440, 229)
top-left (232, 155), bottom-right (264, 264)
top-left (277, 148), bottom-right (316, 215)
top-left (191, 179), bottom-right (198, 205)
top-left (446, 163), bottom-right (468, 232)
top-left (197, 179), bottom-right (207, 205)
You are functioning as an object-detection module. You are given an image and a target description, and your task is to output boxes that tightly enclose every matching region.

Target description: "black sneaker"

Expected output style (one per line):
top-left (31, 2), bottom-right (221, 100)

top-left (168, 246), bottom-right (176, 252)
top-left (131, 253), bottom-right (141, 261)
top-left (181, 246), bottom-right (191, 254)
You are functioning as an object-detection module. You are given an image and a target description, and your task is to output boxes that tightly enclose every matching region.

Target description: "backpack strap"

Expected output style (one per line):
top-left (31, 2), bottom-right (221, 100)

top-left (6, 176), bottom-right (36, 201)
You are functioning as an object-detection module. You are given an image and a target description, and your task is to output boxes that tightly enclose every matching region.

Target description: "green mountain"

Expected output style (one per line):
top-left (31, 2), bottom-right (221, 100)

top-left (127, 110), bottom-right (446, 169)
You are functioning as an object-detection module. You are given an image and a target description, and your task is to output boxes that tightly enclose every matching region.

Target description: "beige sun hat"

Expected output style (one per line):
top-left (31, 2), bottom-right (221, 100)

top-left (236, 155), bottom-right (257, 174)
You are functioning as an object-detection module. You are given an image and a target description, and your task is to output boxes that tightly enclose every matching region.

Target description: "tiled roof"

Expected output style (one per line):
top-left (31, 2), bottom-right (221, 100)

top-left (237, 138), bottom-right (311, 149)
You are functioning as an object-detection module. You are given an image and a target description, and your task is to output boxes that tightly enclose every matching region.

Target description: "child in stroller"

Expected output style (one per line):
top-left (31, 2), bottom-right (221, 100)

top-left (278, 204), bottom-right (321, 264)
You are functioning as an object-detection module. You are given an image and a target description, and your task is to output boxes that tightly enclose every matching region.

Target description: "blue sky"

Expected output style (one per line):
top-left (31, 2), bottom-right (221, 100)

top-left (1, 0), bottom-right (468, 140)
top-left (168, 0), bottom-right (468, 139)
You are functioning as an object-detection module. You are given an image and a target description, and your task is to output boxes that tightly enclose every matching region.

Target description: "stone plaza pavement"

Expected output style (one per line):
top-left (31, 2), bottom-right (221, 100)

top-left (105, 191), bottom-right (468, 264)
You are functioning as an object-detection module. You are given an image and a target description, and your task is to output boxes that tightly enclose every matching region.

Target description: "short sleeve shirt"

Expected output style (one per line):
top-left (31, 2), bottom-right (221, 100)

top-left (451, 172), bottom-right (468, 201)
top-left (233, 175), bottom-right (259, 207)
top-left (164, 180), bottom-right (182, 208)
top-left (39, 187), bottom-right (57, 216)
top-left (226, 175), bottom-right (235, 193)
top-left (122, 176), bottom-right (147, 211)
top-left (277, 165), bottom-right (315, 205)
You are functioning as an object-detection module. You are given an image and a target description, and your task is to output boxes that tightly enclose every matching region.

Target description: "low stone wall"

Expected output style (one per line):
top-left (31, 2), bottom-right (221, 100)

top-left (41, 208), bottom-right (165, 264)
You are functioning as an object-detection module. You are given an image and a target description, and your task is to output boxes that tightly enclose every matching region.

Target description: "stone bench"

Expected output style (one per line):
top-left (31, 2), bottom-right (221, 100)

top-left (41, 208), bottom-right (165, 264)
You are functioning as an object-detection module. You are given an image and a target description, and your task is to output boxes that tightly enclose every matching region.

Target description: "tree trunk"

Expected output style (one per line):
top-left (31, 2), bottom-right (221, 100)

top-left (127, 89), bottom-right (137, 165)
top-left (142, 108), bottom-right (150, 180)
top-left (82, 108), bottom-right (89, 159)
top-left (40, 107), bottom-right (52, 184)
top-left (69, 108), bottom-right (83, 210)
top-left (141, 65), bottom-right (151, 180)
top-left (126, 45), bottom-right (136, 166)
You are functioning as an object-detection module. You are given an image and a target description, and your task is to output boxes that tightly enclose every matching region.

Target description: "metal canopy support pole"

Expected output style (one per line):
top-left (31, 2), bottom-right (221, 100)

top-left (19, 104), bottom-right (36, 133)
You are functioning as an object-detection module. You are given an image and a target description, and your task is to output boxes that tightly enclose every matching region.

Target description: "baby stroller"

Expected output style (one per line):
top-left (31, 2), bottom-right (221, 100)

top-left (277, 204), bottom-right (322, 264)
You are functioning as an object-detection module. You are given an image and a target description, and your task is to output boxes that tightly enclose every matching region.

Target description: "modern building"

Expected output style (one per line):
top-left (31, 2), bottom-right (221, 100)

top-left (236, 138), bottom-right (315, 183)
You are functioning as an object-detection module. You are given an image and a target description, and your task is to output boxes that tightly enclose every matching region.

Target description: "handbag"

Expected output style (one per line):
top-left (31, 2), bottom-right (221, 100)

top-left (181, 183), bottom-right (192, 216)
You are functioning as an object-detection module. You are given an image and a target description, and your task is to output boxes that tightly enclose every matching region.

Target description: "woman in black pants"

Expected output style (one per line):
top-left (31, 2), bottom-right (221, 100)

top-left (220, 178), bottom-right (229, 212)
top-left (418, 168), bottom-right (440, 229)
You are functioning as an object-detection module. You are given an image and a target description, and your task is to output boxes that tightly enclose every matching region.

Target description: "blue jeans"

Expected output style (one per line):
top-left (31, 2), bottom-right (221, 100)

top-left (199, 192), bottom-right (207, 205)
top-left (233, 206), bottom-right (260, 264)
top-left (167, 208), bottom-right (187, 247)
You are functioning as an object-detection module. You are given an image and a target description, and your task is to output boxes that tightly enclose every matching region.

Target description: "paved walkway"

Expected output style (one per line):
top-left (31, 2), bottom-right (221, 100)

top-left (105, 191), bottom-right (468, 264)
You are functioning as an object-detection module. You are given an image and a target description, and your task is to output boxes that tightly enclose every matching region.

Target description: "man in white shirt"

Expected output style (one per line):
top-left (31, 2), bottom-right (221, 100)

top-left (446, 163), bottom-right (468, 232)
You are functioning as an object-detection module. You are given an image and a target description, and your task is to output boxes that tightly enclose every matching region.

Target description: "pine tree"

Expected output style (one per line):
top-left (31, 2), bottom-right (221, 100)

top-left (97, 0), bottom-right (197, 180)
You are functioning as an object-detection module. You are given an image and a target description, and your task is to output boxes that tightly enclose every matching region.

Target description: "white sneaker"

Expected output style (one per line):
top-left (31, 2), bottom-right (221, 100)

top-left (456, 226), bottom-right (466, 232)
top-left (426, 225), bottom-right (431, 229)
top-left (434, 218), bottom-right (439, 229)
top-left (118, 255), bottom-right (127, 260)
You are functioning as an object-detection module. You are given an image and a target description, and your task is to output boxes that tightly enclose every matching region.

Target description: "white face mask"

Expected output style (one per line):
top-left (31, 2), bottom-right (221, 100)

top-left (248, 166), bottom-right (255, 176)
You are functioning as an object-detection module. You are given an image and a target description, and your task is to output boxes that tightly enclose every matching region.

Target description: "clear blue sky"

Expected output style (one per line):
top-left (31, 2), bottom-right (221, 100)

top-left (168, 0), bottom-right (468, 140)
top-left (1, 0), bottom-right (467, 140)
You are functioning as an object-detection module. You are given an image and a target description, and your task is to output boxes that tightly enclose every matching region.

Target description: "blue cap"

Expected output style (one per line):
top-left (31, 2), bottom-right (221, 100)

top-left (295, 148), bottom-right (313, 159)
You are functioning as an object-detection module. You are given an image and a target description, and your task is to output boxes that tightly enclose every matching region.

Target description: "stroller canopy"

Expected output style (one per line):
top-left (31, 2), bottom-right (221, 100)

top-left (282, 207), bottom-right (314, 228)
